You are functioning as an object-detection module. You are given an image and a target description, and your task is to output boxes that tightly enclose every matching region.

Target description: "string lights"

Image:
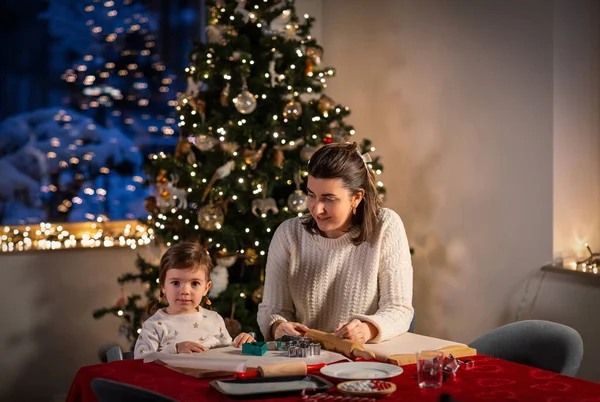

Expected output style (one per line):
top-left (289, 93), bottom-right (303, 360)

top-left (1, 221), bottom-right (153, 253)
top-left (565, 243), bottom-right (600, 275)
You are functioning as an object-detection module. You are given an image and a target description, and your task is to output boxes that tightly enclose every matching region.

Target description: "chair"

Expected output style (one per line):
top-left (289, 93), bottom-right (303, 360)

top-left (408, 312), bottom-right (416, 333)
top-left (91, 378), bottom-right (178, 402)
top-left (106, 345), bottom-right (134, 362)
top-left (468, 320), bottom-right (583, 376)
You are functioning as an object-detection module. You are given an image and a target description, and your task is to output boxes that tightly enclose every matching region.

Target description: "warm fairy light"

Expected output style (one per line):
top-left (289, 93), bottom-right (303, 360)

top-left (0, 221), bottom-right (153, 253)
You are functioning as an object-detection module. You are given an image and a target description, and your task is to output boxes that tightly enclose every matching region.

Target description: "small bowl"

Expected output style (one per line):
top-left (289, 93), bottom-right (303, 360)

top-left (337, 380), bottom-right (396, 398)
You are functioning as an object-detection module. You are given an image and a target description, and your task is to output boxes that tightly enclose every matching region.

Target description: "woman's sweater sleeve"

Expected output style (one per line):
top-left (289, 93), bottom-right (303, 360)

top-left (349, 212), bottom-right (414, 342)
top-left (257, 220), bottom-right (296, 340)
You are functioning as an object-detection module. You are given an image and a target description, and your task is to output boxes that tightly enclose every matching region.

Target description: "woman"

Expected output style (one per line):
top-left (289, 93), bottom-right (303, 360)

top-left (257, 142), bottom-right (414, 343)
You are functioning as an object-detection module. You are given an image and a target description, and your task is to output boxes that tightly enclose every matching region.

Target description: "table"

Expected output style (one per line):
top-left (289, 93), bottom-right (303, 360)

top-left (67, 355), bottom-right (600, 401)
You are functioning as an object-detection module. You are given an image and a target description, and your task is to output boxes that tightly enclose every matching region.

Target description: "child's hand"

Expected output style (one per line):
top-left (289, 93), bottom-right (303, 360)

top-left (176, 341), bottom-right (207, 354)
top-left (233, 332), bottom-right (256, 348)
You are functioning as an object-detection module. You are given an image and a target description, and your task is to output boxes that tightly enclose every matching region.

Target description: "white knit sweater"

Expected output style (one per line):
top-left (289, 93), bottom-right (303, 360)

top-left (257, 208), bottom-right (414, 343)
top-left (134, 308), bottom-right (232, 359)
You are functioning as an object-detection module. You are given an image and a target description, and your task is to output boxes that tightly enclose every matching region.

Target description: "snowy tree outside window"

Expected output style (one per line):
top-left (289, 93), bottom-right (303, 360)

top-left (0, 0), bottom-right (201, 226)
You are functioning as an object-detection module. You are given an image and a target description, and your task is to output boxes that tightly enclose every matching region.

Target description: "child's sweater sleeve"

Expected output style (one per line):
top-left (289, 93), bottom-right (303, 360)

top-left (133, 321), bottom-right (176, 358)
top-left (215, 314), bottom-right (233, 345)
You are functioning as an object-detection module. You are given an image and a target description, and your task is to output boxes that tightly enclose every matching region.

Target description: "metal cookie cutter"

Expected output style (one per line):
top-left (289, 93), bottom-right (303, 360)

top-left (274, 336), bottom-right (310, 352)
top-left (286, 341), bottom-right (321, 358)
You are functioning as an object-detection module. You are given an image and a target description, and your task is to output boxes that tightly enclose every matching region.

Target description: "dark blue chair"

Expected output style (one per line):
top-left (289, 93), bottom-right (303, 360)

top-left (469, 320), bottom-right (583, 376)
top-left (91, 378), bottom-right (177, 402)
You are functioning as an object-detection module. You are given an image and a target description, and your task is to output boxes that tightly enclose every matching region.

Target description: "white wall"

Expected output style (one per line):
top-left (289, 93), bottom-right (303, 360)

top-left (318, 0), bottom-right (554, 337)
top-left (544, 0), bottom-right (600, 382)
top-left (301, 0), bottom-right (600, 382)
top-left (553, 0), bottom-right (600, 260)
top-left (0, 248), bottom-right (142, 402)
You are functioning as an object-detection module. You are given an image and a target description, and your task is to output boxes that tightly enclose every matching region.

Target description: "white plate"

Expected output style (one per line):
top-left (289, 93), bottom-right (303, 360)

top-left (320, 362), bottom-right (403, 380)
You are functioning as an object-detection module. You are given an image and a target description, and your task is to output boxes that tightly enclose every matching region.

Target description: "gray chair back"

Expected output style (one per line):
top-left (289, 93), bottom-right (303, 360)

top-left (106, 346), bottom-right (123, 362)
top-left (91, 378), bottom-right (177, 402)
top-left (408, 313), bottom-right (416, 333)
top-left (469, 320), bottom-right (583, 376)
top-left (106, 345), bottom-right (134, 362)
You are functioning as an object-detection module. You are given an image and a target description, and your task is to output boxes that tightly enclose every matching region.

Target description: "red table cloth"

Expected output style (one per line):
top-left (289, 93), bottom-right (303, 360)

top-left (67, 354), bottom-right (600, 402)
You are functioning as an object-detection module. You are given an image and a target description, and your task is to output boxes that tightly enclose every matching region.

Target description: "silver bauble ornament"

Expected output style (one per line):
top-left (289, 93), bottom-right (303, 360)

top-left (287, 189), bottom-right (308, 212)
top-left (197, 204), bottom-right (225, 231)
top-left (300, 144), bottom-right (321, 161)
top-left (318, 94), bottom-right (336, 113)
top-left (233, 89), bottom-right (257, 114)
top-left (329, 122), bottom-right (348, 143)
top-left (194, 134), bottom-right (217, 151)
top-left (282, 100), bottom-right (302, 119)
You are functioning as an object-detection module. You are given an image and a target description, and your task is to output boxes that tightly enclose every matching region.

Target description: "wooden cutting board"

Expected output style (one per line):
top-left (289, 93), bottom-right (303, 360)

top-left (363, 332), bottom-right (477, 366)
top-left (387, 344), bottom-right (477, 366)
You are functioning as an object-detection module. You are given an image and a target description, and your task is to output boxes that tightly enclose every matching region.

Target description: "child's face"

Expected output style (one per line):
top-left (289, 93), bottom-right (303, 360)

top-left (162, 267), bottom-right (212, 315)
top-left (306, 175), bottom-right (363, 239)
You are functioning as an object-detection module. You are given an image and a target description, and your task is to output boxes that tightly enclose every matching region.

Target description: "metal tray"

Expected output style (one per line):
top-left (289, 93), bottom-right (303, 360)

top-left (210, 375), bottom-right (333, 399)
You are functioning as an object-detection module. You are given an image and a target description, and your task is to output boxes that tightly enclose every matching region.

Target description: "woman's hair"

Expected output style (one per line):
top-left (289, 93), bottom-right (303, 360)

top-left (302, 142), bottom-right (382, 245)
top-left (147, 241), bottom-right (214, 314)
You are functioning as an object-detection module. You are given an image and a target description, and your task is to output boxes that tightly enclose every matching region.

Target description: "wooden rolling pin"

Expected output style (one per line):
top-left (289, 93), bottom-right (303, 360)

top-left (259, 361), bottom-right (307, 377)
top-left (235, 362), bottom-right (327, 379)
top-left (304, 329), bottom-right (376, 360)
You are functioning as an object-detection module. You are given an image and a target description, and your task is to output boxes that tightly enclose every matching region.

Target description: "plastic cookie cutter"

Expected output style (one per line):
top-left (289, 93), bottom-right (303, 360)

top-left (242, 342), bottom-right (268, 356)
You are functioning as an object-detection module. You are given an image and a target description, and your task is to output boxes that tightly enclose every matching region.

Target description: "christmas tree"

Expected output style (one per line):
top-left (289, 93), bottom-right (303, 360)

top-left (94, 0), bottom-right (386, 346)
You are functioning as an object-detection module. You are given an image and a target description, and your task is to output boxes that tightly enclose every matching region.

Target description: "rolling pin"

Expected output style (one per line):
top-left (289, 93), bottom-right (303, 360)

top-left (304, 329), bottom-right (376, 360)
top-left (234, 362), bottom-right (327, 379)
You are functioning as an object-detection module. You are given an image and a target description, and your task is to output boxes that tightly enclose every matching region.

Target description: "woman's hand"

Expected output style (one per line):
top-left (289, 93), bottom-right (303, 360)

top-left (272, 321), bottom-right (310, 339)
top-left (176, 341), bottom-right (207, 354)
top-left (334, 319), bottom-right (377, 343)
top-left (233, 332), bottom-right (256, 348)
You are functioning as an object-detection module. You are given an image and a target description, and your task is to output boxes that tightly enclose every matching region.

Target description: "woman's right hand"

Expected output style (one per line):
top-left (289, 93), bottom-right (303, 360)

top-left (272, 321), bottom-right (310, 339)
top-left (176, 341), bottom-right (207, 354)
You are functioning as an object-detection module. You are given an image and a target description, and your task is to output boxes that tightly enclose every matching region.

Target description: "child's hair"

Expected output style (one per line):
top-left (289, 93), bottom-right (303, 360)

top-left (147, 241), bottom-right (214, 315)
top-left (302, 142), bottom-right (382, 245)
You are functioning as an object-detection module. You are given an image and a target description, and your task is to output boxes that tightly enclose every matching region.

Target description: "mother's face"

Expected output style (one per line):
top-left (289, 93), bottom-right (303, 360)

top-left (306, 176), bottom-right (362, 239)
